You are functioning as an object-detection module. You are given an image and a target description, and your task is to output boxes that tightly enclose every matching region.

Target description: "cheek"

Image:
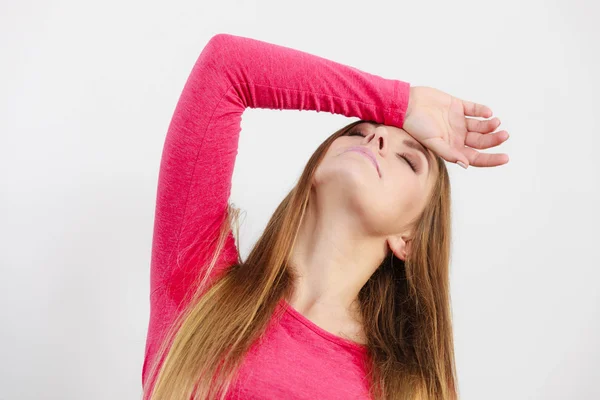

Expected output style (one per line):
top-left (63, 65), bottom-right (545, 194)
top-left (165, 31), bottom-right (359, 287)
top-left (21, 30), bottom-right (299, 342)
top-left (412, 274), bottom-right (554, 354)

top-left (377, 178), bottom-right (422, 220)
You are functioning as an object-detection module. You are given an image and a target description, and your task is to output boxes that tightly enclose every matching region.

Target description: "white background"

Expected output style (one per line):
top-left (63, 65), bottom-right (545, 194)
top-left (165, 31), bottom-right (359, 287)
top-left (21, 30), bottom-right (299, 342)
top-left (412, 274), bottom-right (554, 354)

top-left (1, 0), bottom-right (598, 399)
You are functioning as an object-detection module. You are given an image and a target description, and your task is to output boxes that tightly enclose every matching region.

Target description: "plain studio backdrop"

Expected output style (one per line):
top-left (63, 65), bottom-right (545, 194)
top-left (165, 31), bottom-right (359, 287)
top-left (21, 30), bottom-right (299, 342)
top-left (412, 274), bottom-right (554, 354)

top-left (1, 0), bottom-right (598, 399)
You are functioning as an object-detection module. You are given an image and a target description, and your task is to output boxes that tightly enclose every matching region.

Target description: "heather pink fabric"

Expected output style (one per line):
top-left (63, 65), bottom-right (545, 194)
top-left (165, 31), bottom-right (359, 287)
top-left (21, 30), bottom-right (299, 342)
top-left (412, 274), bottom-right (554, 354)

top-left (142, 33), bottom-right (411, 399)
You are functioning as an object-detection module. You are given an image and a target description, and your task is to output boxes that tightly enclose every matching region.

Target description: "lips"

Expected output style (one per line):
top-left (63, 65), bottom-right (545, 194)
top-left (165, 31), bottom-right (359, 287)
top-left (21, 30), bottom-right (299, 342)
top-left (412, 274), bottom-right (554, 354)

top-left (346, 146), bottom-right (381, 177)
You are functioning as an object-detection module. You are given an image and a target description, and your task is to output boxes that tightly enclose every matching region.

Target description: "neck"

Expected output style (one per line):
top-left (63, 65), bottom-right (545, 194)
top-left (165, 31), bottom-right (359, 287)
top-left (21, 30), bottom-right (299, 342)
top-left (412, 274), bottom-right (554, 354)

top-left (288, 188), bottom-right (389, 321)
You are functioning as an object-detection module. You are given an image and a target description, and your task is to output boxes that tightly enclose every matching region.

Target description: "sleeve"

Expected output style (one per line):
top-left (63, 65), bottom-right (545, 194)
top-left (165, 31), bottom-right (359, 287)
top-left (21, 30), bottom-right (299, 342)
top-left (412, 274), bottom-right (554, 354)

top-left (142, 33), bottom-right (411, 386)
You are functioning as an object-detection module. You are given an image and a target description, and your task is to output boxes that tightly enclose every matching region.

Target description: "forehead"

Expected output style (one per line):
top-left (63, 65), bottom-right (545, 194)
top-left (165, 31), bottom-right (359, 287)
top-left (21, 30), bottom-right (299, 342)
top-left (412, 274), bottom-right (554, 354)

top-left (357, 121), bottom-right (406, 137)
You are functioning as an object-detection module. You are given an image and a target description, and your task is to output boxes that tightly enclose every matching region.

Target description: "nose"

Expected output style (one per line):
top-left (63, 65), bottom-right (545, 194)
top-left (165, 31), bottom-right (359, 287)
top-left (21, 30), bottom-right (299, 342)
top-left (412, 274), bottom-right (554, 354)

top-left (363, 127), bottom-right (387, 156)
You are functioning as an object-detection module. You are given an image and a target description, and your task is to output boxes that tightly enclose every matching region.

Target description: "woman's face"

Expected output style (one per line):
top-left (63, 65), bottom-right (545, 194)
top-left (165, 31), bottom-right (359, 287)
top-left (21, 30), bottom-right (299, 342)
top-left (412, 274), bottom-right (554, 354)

top-left (313, 121), bottom-right (437, 237)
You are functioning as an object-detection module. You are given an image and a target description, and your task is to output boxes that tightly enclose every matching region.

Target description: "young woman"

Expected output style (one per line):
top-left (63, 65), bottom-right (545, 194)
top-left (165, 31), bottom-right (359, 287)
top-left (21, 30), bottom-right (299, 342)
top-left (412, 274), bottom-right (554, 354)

top-left (141, 33), bottom-right (509, 400)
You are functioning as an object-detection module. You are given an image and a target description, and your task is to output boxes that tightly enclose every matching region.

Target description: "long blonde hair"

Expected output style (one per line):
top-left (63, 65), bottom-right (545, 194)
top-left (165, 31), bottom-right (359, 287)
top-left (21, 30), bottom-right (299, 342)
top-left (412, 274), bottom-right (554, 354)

top-left (142, 119), bottom-right (459, 400)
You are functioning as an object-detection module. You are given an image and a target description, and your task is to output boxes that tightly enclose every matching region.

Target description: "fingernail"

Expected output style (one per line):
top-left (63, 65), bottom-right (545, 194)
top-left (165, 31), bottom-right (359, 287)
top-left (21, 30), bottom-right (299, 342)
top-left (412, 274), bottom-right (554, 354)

top-left (457, 161), bottom-right (468, 169)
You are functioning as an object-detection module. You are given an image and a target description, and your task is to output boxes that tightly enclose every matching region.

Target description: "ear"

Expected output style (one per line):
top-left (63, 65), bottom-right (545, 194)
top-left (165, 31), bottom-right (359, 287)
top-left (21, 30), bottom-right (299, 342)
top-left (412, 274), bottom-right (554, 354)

top-left (386, 234), bottom-right (412, 261)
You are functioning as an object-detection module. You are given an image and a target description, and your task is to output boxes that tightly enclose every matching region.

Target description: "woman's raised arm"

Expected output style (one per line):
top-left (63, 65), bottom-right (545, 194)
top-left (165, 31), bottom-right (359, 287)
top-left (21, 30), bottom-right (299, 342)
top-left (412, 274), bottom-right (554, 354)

top-left (149, 33), bottom-right (410, 306)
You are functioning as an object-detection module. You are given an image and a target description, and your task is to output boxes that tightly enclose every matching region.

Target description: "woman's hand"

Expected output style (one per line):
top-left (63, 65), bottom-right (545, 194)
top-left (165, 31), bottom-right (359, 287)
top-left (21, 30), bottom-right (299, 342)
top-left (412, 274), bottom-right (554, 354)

top-left (403, 86), bottom-right (509, 169)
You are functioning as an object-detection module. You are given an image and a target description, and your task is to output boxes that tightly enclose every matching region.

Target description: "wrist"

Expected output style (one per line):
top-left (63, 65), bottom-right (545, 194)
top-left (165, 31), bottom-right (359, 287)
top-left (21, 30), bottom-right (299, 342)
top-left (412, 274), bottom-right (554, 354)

top-left (406, 86), bottom-right (416, 122)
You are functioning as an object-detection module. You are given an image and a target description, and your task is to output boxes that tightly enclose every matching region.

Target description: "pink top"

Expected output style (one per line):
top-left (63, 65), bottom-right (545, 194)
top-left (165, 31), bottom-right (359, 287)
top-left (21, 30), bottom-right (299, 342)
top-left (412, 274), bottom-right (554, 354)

top-left (142, 33), bottom-right (411, 399)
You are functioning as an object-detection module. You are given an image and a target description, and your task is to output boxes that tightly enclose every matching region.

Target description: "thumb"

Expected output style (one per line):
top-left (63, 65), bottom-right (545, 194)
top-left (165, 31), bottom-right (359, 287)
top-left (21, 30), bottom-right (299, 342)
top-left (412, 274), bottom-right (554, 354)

top-left (423, 138), bottom-right (470, 169)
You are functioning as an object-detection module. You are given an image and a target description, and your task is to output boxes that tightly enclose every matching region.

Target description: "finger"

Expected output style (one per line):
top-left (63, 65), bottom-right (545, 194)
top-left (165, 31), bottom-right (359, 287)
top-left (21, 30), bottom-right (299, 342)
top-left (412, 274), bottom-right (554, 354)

top-left (460, 146), bottom-right (510, 167)
top-left (466, 117), bottom-right (501, 134)
top-left (465, 130), bottom-right (509, 150)
top-left (422, 137), bottom-right (470, 167)
top-left (461, 99), bottom-right (493, 118)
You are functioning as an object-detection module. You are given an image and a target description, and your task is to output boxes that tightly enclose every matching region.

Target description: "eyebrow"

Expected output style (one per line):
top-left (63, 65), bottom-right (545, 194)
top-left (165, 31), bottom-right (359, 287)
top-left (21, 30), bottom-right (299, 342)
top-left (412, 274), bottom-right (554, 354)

top-left (364, 121), bottom-right (432, 175)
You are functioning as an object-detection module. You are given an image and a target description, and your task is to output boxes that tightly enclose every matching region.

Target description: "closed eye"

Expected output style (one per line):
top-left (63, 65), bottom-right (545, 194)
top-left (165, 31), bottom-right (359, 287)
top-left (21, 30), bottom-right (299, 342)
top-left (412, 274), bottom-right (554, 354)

top-left (397, 153), bottom-right (419, 173)
top-left (347, 129), bottom-right (365, 137)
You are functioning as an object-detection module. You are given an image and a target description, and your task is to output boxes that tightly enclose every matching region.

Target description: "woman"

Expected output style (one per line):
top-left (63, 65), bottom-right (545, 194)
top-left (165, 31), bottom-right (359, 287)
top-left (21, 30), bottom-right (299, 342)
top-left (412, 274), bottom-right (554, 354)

top-left (141, 33), bottom-right (509, 400)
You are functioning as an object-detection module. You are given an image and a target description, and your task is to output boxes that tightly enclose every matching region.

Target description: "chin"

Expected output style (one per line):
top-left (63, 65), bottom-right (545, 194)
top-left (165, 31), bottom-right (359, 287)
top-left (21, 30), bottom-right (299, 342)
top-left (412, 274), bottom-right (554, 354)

top-left (319, 163), bottom-right (376, 193)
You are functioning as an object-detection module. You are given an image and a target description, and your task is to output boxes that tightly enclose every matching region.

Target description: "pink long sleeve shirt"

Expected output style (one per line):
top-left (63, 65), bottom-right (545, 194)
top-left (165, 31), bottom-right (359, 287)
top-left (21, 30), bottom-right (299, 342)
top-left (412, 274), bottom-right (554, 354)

top-left (142, 33), bottom-right (411, 399)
